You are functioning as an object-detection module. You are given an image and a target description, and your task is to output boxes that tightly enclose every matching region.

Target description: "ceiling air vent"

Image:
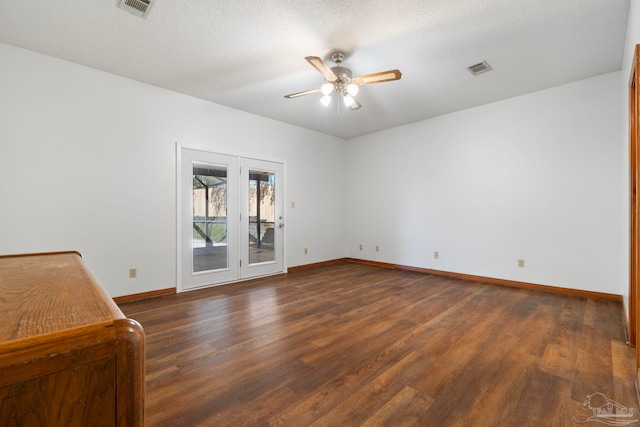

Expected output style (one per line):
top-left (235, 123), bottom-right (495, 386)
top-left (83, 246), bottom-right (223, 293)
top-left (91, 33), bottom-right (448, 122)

top-left (117, 0), bottom-right (154, 19)
top-left (467, 61), bottom-right (493, 76)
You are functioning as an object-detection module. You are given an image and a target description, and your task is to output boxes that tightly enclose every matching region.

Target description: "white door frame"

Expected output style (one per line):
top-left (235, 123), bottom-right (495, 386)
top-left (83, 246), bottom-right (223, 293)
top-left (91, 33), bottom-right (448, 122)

top-left (177, 144), bottom-right (286, 292)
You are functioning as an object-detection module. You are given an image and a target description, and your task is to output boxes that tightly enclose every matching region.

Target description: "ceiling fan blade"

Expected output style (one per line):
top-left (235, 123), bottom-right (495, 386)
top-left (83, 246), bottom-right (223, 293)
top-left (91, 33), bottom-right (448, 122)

top-left (305, 56), bottom-right (338, 82)
top-left (284, 87), bottom-right (321, 99)
top-left (353, 69), bottom-right (402, 85)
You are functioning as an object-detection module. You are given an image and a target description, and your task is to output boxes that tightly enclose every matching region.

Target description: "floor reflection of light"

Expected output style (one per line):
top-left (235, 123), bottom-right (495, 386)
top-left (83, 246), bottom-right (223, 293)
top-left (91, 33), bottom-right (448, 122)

top-left (248, 287), bottom-right (280, 327)
top-left (245, 286), bottom-right (287, 357)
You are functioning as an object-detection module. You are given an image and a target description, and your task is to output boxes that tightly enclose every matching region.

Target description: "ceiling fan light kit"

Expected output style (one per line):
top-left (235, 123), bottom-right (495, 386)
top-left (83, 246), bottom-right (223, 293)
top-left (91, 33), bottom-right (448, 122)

top-left (284, 51), bottom-right (402, 111)
top-left (343, 94), bottom-right (356, 108)
top-left (321, 82), bottom-right (334, 96)
top-left (346, 83), bottom-right (359, 96)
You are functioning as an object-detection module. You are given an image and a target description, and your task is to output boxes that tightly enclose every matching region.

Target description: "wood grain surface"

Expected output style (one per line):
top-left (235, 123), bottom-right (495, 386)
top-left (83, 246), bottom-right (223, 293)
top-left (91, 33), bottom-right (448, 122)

top-left (0, 252), bottom-right (115, 341)
top-left (0, 252), bottom-right (145, 427)
top-left (120, 262), bottom-right (637, 426)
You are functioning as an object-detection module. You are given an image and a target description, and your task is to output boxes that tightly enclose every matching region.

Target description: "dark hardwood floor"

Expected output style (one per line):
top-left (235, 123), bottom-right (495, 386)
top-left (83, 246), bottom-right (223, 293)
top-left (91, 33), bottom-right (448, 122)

top-left (119, 262), bottom-right (638, 426)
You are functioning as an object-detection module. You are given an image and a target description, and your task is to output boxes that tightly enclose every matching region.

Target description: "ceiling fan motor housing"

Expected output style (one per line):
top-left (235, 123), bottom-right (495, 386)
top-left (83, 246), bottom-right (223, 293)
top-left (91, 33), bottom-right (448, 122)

top-left (329, 52), bottom-right (353, 88)
top-left (331, 66), bottom-right (352, 82)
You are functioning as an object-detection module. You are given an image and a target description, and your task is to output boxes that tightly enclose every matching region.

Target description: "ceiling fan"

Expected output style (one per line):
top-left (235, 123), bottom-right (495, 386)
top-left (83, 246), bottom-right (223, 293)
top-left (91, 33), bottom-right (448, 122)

top-left (284, 52), bottom-right (402, 111)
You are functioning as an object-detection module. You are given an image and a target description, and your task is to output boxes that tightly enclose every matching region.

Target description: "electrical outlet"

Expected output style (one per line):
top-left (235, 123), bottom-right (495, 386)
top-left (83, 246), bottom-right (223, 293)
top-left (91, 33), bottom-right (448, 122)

top-left (434, 251), bottom-right (439, 259)
top-left (518, 259), bottom-right (525, 268)
top-left (129, 268), bottom-right (137, 278)
top-left (359, 244), bottom-right (363, 251)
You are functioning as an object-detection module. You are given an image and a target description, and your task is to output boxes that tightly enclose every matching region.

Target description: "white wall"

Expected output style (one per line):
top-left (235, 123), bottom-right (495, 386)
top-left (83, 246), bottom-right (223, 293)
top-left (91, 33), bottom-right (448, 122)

top-left (0, 39), bottom-right (628, 298)
top-left (0, 42), bottom-right (347, 297)
top-left (621, 0), bottom-right (640, 320)
top-left (346, 71), bottom-right (624, 295)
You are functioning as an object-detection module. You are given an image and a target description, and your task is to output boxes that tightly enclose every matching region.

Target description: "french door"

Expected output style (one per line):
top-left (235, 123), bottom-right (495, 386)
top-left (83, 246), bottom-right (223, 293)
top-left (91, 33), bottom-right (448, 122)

top-left (240, 158), bottom-right (284, 279)
top-left (178, 147), bottom-right (284, 291)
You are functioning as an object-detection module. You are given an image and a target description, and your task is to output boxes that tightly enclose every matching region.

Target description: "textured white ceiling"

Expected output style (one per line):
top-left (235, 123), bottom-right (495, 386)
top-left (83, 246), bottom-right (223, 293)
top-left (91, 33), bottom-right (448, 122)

top-left (0, 0), bottom-right (630, 139)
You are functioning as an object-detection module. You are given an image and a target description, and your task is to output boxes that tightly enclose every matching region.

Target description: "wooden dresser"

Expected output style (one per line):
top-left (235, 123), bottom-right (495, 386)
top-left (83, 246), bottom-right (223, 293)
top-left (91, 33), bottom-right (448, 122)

top-left (0, 251), bottom-right (145, 426)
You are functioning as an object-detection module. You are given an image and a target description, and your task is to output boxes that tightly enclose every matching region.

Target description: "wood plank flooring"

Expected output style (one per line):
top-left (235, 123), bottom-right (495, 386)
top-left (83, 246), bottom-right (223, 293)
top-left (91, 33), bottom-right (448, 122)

top-left (119, 262), bottom-right (638, 426)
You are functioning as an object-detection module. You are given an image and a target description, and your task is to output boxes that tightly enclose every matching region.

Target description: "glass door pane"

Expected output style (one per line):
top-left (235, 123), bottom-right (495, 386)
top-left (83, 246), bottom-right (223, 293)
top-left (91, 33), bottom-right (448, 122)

top-left (192, 162), bottom-right (228, 272)
top-left (248, 171), bottom-right (275, 265)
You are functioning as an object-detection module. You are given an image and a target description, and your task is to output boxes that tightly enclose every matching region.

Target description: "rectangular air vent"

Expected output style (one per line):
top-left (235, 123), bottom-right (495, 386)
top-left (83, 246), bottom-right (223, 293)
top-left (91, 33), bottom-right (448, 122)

top-left (467, 61), bottom-right (493, 76)
top-left (117, 0), bottom-right (154, 19)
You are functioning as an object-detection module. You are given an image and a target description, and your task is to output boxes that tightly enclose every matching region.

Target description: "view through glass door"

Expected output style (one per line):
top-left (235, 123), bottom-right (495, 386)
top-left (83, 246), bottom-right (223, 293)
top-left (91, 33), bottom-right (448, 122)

top-left (179, 148), bottom-right (284, 291)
